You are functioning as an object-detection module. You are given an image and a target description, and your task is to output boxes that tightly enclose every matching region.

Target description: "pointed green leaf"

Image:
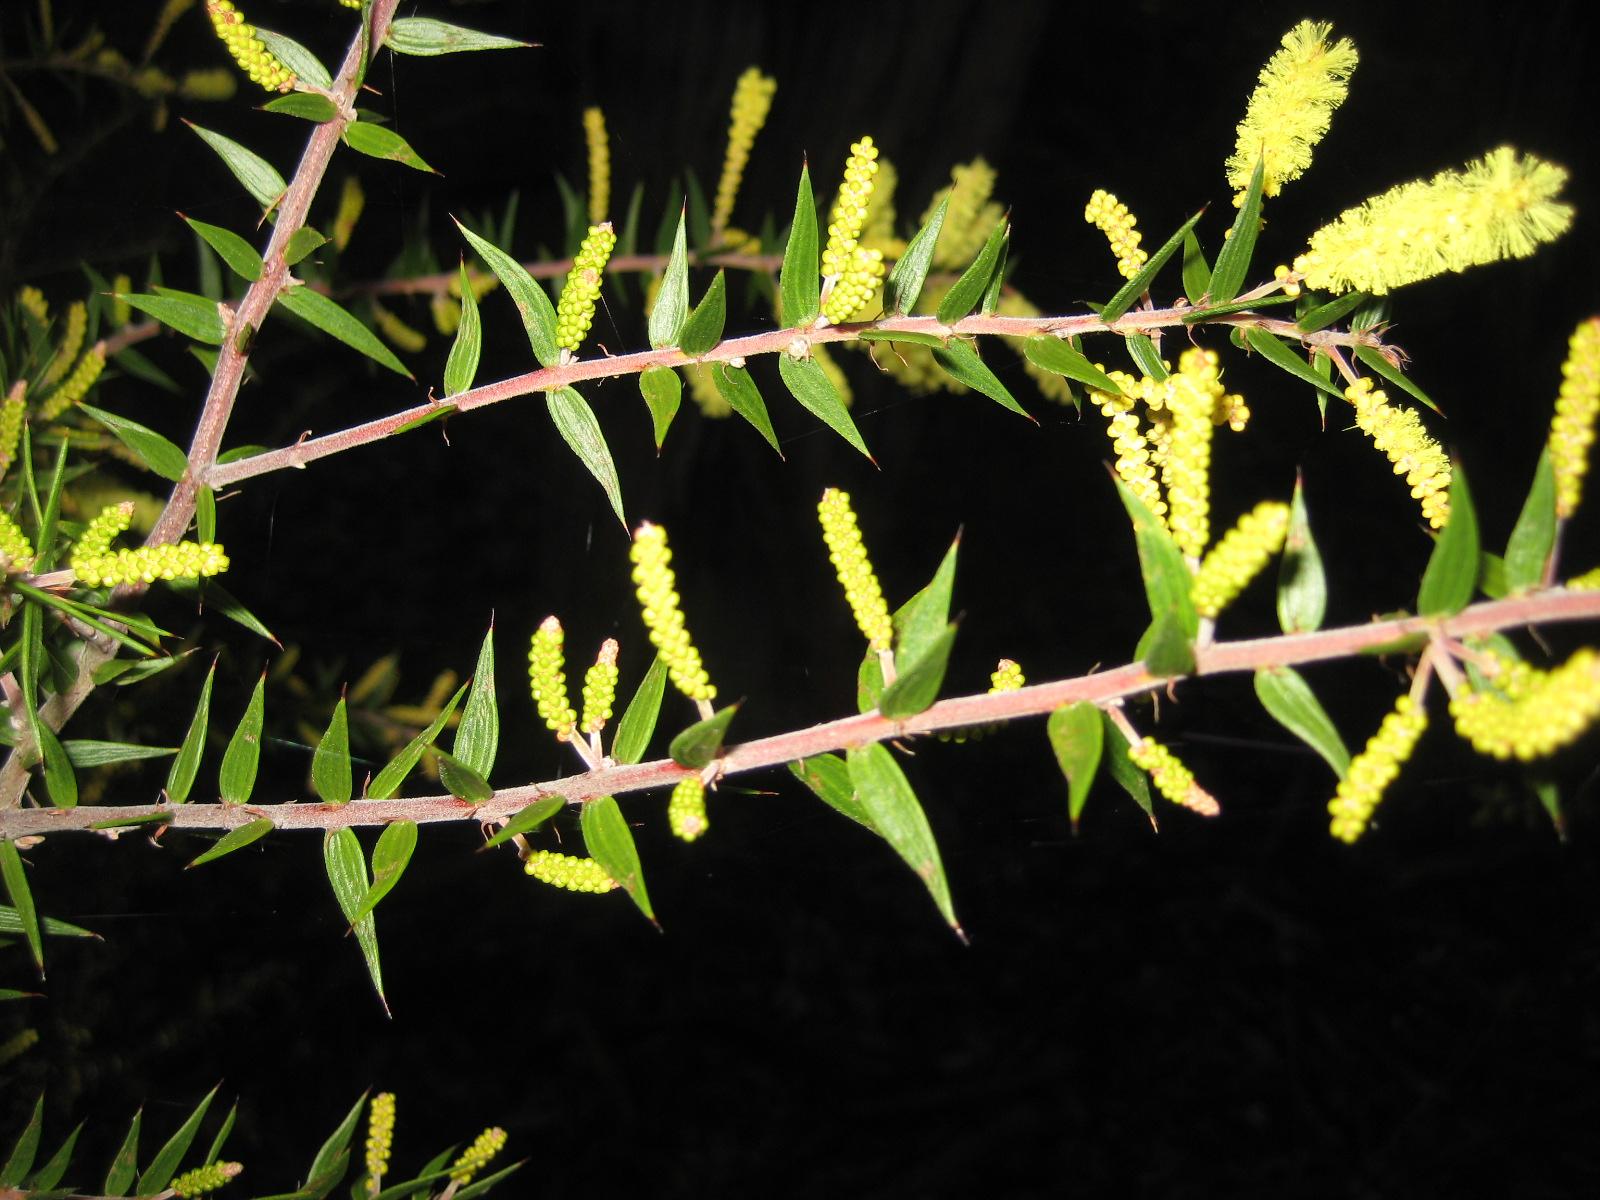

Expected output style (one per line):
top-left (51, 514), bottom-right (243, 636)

top-left (453, 1158), bottom-right (525, 1199)
top-left (858, 646), bottom-right (885, 715)
top-left (88, 811), bottom-right (171, 832)
top-left (878, 623), bottom-right (957, 719)
top-left (344, 121), bottom-right (435, 173)
top-left (186, 122), bottom-right (286, 212)
top-left (1208, 156), bottom-right (1264, 305)
top-left (1101, 207), bottom-right (1206, 322)
top-left (283, 225), bottom-right (326, 266)
top-left (1181, 229), bottom-right (1211, 303)
top-left (1023, 336), bottom-right (1121, 394)
top-left (612, 654), bottom-right (667, 765)
top-left (26, 1121), bottom-right (82, 1191)
top-left (443, 262), bottom-right (482, 397)
top-left (777, 353), bottom-right (870, 459)
top-left (135, 1084), bottom-right (218, 1195)
top-left (679, 270), bottom-right (727, 356)
top-left (1101, 712), bottom-right (1155, 825)
top-left (649, 208), bottom-right (690, 349)
top-left (1277, 477), bottom-right (1327, 633)
top-left (394, 403), bottom-right (457, 436)
top-left (0, 1095), bottom-right (42, 1186)
top-left (203, 1101), bottom-right (236, 1167)
top-left (669, 703), bottom-right (738, 769)
top-left (893, 534), bottom-right (959, 668)
top-left (1113, 478), bottom-right (1198, 638)
top-left (276, 286), bottom-right (411, 377)
top-left (1243, 327), bottom-right (1342, 398)
top-left (856, 329), bottom-right (947, 348)
top-left (580, 796), bottom-right (653, 922)
top-left (455, 217), bottom-right (559, 367)
top-left (980, 234), bottom-right (1010, 315)
top-left (168, 577), bottom-right (278, 643)
top-left (1123, 332), bottom-right (1168, 380)
top-left (1504, 447), bottom-right (1556, 594)
top-left (384, 17), bottom-right (532, 55)
top-left (638, 365), bottom-right (681, 449)
top-left (186, 817), bottom-right (274, 869)
top-left (116, 291), bottom-right (225, 345)
top-left (324, 829), bottom-right (387, 1013)
top-left (1418, 464), bottom-right (1479, 616)
top-left (712, 362), bottom-right (783, 456)
top-left (847, 744), bottom-right (960, 934)
top-left (367, 683), bottom-right (468, 800)
top-left (1479, 551), bottom-right (1509, 600)
top-left (61, 739), bottom-right (175, 768)
top-left (181, 216), bottom-right (262, 281)
top-left (885, 195), bottom-right (947, 316)
top-left (1296, 289), bottom-right (1369, 333)
top-left (931, 340), bottom-right (1032, 419)
top-left (789, 754), bottom-right (877, 831)
top-left (1048, 703), bottom-right (1104, 833)
top-left (312, 697), bottom-right (353, 805)
top-left (481, 796), bottom-right (564, 850)
top-left (0, 907), bottom-right (96, 938)
top-left (547, 386), bottom-right (625, 527)
top-left (436, 752), bottom-right (494, 804)
top-left (1180, 293), bottom-right (1297, 324)
top-left (78, 404), bottom-right (189, 481)
top-left (36, 723), bottom-right (78, 809)
top-left (261, 92), bottom-right (339, 123)
top-left (451, 623), bottom-right (498, 779)
top-left (937, 217), bottom-right (1008, 325)
top-left (346, 820), bottom-right (417, 926)
top-left (255, 28), bottom-right (331, 88)
top-left (0, 841), bottom-right (41, 977)
top-left (102, 1110), bottom-right (140, 1197)
top-left (1354, 345), bottom-right (1440, 413)
top-left (1254, 667), bottom-right (1351, 778)
top-left (1532, 776), bottom-right (1564, 840)
top-left (301, 1092), bottom-right (367, 1198)
top-left (779, 163), bottom-right (820, 326)
top-left (218, 673), bottom-right (266, 805)
top-left (1135, 609), bottom-right (1196, 677)
top-left (195, 484), bottom-right (217, 546)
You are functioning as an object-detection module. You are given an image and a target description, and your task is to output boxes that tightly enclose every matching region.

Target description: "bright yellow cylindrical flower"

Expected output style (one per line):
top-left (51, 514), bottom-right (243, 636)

top-left (449, 1126), bottom-right (507, 1185)
top-left (582, 638), bottom-right (619, 735)
top-left (1129, 736), bottom-right (1220, 816)
top-left (1345, 379), bottom-right (1451, 529)
top-left (170, 1161), bottom-right (243, 1197)
top-left (73, 541), bottom-right (230, 588)
top-left (1084, 189), bottom-right (1147, 279)
top-left (1327, 693), bottom-right (1428, 843)
top-left (668, 776), bottom-right (708, 842)
top-left (861, 157), bottom-right (907, 259)
top-left (582, 106), bottom-right (610, 224)
top-left (365, 1092), bottom-right (395, 1191)
top-left (1450, 647), bottom-right (1600, 761)
top-left (1165, 348), bottom-right (1226, 559)
top-left (0, 388), bottom-right (26, 480)
top-left (1228, 20), bottom-right (1358, 202)
top-left (555, 222), bottom-right (616, 353)
top-left (42, 300), bottom-right (86, 387)
top-left (1092, 378), bottom-right (1166, 523)
top-left (529, 616), bottom-right (578, 742)
top-left (0, 509), bottom-right (37, 574)
top-left (1295, 147), bottom-right (1572, 294)
top-left (205, 1), bottom-right (294, 93)
top-left (817, 488), bottom-right (893, 652)
top-left (630, 522), bottom-right (716, 702)
top-left (1192, 501), bottom-right (1291, 618)
top-left (40, 345), bottom-right (106, 419)
top-left (525, 849), bottom-right (618, 893)
top-left (712, 67), bottom-right (776, 238)
top-left (924, 159), bottom-right (1002, 270)
top-left (1550, 316), bottom-right (1600, 519)
top-left (820, 137), bottom-right (886, 325)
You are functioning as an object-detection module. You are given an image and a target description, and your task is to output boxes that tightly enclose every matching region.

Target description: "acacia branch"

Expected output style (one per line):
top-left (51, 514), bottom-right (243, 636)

top-left (4, 588), bottom-right (1594, 840)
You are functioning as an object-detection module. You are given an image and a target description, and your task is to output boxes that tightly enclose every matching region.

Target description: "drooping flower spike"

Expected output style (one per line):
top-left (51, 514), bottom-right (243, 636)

top-left (1450, 647), bottom-right (1600, 761)
top-left (205, 1), bottom-right (294, 93)
top-left (1084, 189), bottom-right (1148, 280)
top-left (582, 638), bottom-right (619, 736)
top-left (529, 616), bottom-right (578, 742)
top-left (525, 849), bottom-right (618, 893)
top-left (1128, 736), bottom-right (1220, 816)
top-left (1328, 693), bottom-right (1428, 842)
top-left (448, 1126), bottom-right (508, 1185)
top-left (1550, 316), bottom-right (1600, 520)
top-left (668, 775), bottom-right (708, 842)
top-left (1191, 501), bottom-right (1291, 618)
top-left (1344, 379), bottom-right (1451, 529)
top-left (365, 1092), bottom-right (395, 1191)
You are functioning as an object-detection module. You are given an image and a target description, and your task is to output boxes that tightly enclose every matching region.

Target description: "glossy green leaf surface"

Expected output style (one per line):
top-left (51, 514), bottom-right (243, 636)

top-left (454, 217), bottom-right (559, 367)
top-left (218, 673), bottom-right (266, 805)
top-left (283, 225), bottom-right (326, 266)
top-left (437, 752), bottom-right (494, 803)
top-left (548, 386), bottom-right (625, 527)
top-left (367, 682), bottom-right (467, 799)
top-left (778, 163), bottom-right (820, 326)
top-left (1296, 289), bottom-right (1369, 333)
top-left (1504, 448), bottom-right (1556, 593)
top-left (789, 754), bottom-right (877, 831)
top-left (1208, 156), bottom-right (1264, 304)
top-left (1418, 464), bottom-right (1479, 616)
top-left (1354, 345), bottom-right (1439, 413)
top-left (1135, 609), bottom-right (1195, 678)
top-left (343, 121), bottom-right (435, 172)
top-left (878, 623), bottom-right (957, 718)
top-left (1244, 327), bottom-right (1342, 398)
top-left (443, 261), bottom-right (482, 396)
top-left (679, 269), bottom-right (727, 356)
top-left (1277, 477), bottom-right (1327, 633)
top-left (936, 217), bottom-right (1008, 325)
top-left (649, 209), bottom-right (690, 348)
top-left (932, 340), bottom-right (1031, 419)
top-left (324, 828), bottom-right (387, 1012)
top-left (1048, 702), bottom-right (1103, 833)
top-left (1181, 228), bottom-right (1211, 303)
top-left (24, 1121), bottom-right (81, 1190)
top-left (0, 841), bottom-right (41, 976)
top-left (777, 352), bottom-right (871, 459)
top-left (166, 668), bottom-right (216, 807)
top-left (186, 817), bottom-right (274, 869)
top-left (60, 740), bottom-right (175, 768)
top-left (481, 796), bottom-right (564, 850)
top-left (0, 1095), bottom-right (42, 1186)
top-left (1101, 207), bottom-right (1206, 323)
top-left (1114, 479), bottom-right (1198, 638)
top-left (79, 404), bottom-right (189, 481)
top-left (301, 1092), bottom-right (367, 1199)
top-left (311, 697), bottom-right (353, 805)
top-left (1101, 712), bottom-right (1155, 826)
top-left (255, 28), bottom-right (331, 88)
top-left (884, 195), bottom-right (946, 315)
top-left (847, 744), bottom-right (960, 934)
top-left (346, 819), bottom-right (418, 926)
top-left (102, 1110), bottom-right (140, 1196)
top-left (712, 362), bottom-right (783, 456)
top-left (186, 122), bottom-right (286, 212)
top-left (276, 286), bottom-right (411, 377)
top-left (1254, 667), bottom-right (1351, 778)
top-left (612, 654), bottom-right (667, 765)
top-left (669, 703), bottom-right (738, 769)
top-left (117, 291), bottom-right (225, 345)
top-left (384, 16), bottom-right (532, 55)
top-left (1123, 332), bottom-right (1167, 380)
top-left (639, 365), bottom-right (682, 449)
top-left (451, 623), bottom-right (498, 780)
top-left (37, 723), bottom-right (78, 809)
top-left (134, 1083), bottom-right (218, 1195)
top-left (261, 92), bottom-right (339, 123)
top-left (1023, 336), bottom-right (1121, 394)
top-left (181, 216), bottom-right (262, 281)
top-left (581, 796), bottom-right (654, 922)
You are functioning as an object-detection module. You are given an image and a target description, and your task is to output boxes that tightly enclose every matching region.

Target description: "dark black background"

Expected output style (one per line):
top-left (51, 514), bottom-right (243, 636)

top-left (3, 1), bottom-right (1600, 1195)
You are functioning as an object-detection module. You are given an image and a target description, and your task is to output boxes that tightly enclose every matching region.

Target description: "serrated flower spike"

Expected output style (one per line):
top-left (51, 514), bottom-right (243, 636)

top-left (1228, 20), bottom-right (1358, 202)
top-left (817, 488), bottom-right (893, 652)
top-left (529, 616), bottom-right (578, 742)
top-left (525, 849), bottom-right (618, 893)
top-left (71, 504), bottom-right (229, 588)
top-left (1550, 316), bottom-right (1600, 519)
top-left (1192, 501), bottom-right (1291, 618)
top-left (1165, 348), bottom-right (1231, 559)
top-left (365, 1092), bottom-right (395, 1192)
top-left (582, 638), bottom-right (619, 735)
top-left (712, 67), bottom-right (777, 238)
top-left (0, 509), bottom-right (37, 574)
top-left (555, 222), bottom-right (616, 355)
top-left (1450, 647), bottom-right (1600, 761)
top-left (583, 106), bottom-right (609, 224)
top-left (924, 159), bottom-right (1001, 270)
top-left (1328, 693), bottom-right (1428, 842)
top-left (1294, 147), bottom-right (1572, 295)
top-left (1084, 190), bottom-right (1148, 280)
top-left (205, 1), bottom-right (294, 93)
top-left (41, 300), bottom-right (86, 387)
top-left (1345, 379), bottom-right (1451, 529)
top-left (170, 1160), bottom-right (243, 1197)
top-left (449, 1126), bottom-right (508, 1185)
top-left (630, 522), bottom-right (716, 703)
top-left (668, 776), bottom-right (708, 842)
top-left (820, 137), bottom-right (886, 325)
top-left (1128, 736), bottom-right (1220, 816)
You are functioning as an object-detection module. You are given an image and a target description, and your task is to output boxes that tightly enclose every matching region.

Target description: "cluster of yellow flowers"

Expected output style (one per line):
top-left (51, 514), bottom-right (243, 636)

top-left (582, 638), bottom-right (619, 735)
top-left (555, 222), bottom-right (617, 353)
top-left (170, 1160), bottom-right (243, 1198)
top-left (39, 345), bottom-right (106, 420)
top-left (41, 300), bottom-right (86, 387)
top-left (0, 509), bottom-right (36, 573)
top-left (923, 159), bottom-right (1001, 270)
top-left (1084, 189), bottom-right (1148, 280)
top-left (1550, 316), bottom-right (1600, 519)
top-left (817, 488), bottom-right (893, 652)
top-left (630, 522), bottom-right (716, 702)
top-left (0, 388), bottom-right (27, 480)
top-left (820, 137), bottom-right (886, 325)
top-left (1328, 694), bottom-right (1428, 843)
top-left (668, 776), bottom-right (709, 842)
top-left (448, 1126), bottom-right (508, 1185)
top-left (582, 106), bottom-right (609, 223)
top-left (70, 502), bottom-right (228, 588)
top-left (991, 659), bottom-right (1025, 692)
top-left (1450, 648), bottom-right (1600, 761)
top-left (1128, 737), bottom-right (1219, 816)
top-left (528, 616), bottom-right (578, 741)
top-left (1344, 379), bottom-right (1451, 529)
top-left (524, 849), bottom-right (618, 894)
top-left (1191, 501), bottom-right (1291, 618)
top-left (711, 68), bottom-right (777, 238)
top-left (365, 1092), bottom-right (395, 1190)
top-left (205, 0), bottom-right (294, 93)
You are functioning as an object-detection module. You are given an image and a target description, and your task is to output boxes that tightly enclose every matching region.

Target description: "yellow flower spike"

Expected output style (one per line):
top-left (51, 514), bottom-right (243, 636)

top-left (1550, 316), bottom-right (1600, 519)
top-left (525, 849), bottom-right (618, 893)
top-left (205, 1), bottom-right (295, 93)
top-left (817, 488), bottom-right (893, 653)
top-left (1090, 386), bottom-right (1167, 523)
top-left (1345, 379), bottom-right (1452, 529)
top-left (1227, 20), bottom-right (1358, 202)
top-left (370, 303), bottom-right (425, 354)
top-left (0, 387), bottom-right (26, 480)
top-left (1569, 565), bottom-right (1600, 591)
top-left (178, 68), bottom-right (237, 101)
top-left (1450, 647), bottom-right (1600, 761)
top-left (332, 174), bottom-right (364, 253)
top-left (924, 159), bottom-right (1002, 270)
top-left (72, 542), bottom-right (230, 588)
top-left (528, 616), bottom-right (578, 742)
top-left (582, 106), bottom-right (610, 224)
top-left (630, 522), bottom-right (717, 703)
top-left (1192, 501), bottom-right (1291, 619)
top-left (1164, 348), bottom-right (1227, 559)
top-left (338, 0), bottom-right (362, 8)
top-left (1328, 693), bottom-right (1428, 842)
top-left (581, 638), bottom-right (619, 735)
top-left (820, 136), bottom-right (886, 325)
top-left (555, 222), bottom-right (617, 354)
top-left (110, 275), bottom-right (132, 326)
top-left (990, 659), bottom-right (1025, 691)
top-left (712, 67), bottom-right (777, 238)
top-left (17, 286), bottom-right (49, 330)
top-left (1294, 146), bottom-right (1572, 295)
top-left (75, 502), bottom-right (136, 562)
top-left (41, 300), bottom-right (86, 387)
top-left (0, 509), bottom-right (37, 574)
top-left (365, 1092), bottom-right (395, 1191)
top-left (1128, 737), bottom-right (1220, 817)
top-left (668, 776), bottom-right (709, 842)
top-left (170, 1161), bottom-right (243, 1197)
top-left (1084, 189), bottom-right (1148, 280)
top-left (861, 157), bottom-right (907, 259)
top-left (38, 345), bottom-right (105, 419)
top-left (449, 1127), bottom-right (507, 1185)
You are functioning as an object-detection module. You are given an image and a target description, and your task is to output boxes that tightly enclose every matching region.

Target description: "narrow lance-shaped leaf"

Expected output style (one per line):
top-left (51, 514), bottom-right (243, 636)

top-left (1101, 712), bottom-right (1156, 828)
top-left (283, 225), bottom-right (326, 266)
top-left (884, 195), bottom-right (946, 315)
top-left (0, 1094), bottom-right (42, 1186)
top-left (713, 363), bottom-right (783, 457)
top-left (611, 654), bottom-right (667, 765)
top-left (1417, 463), bottom-right (1480, 617)
top-left (324, 828), bottom-right (387, 1013)
top-left (1181, 228), bottom-right (1211, 303)
top-left (436, 750), bottom-right (494, 804)
top-left (1124, 332), bottom-right (1167, 381)
top-left (679, 269), bottom-right (728, 356)
top-left (452, 622), bottom-right (498, 778)
top-left (186, 817), bottom-right (274, 869)
top-left (1277, 476), bottom-right (1327, 633)
top-left (134, 1084), bottom-right (218, 1196)
top-left (650, 209), bottom-right (690, 349)
top-left (102, 1110), bottom-right (141, 1197)
top-left (931, 340), bottom-right (1032, 420)
top-left (346, 819), bottom-right (418, 927)
top-left (454, 217), bottom-right (559, 367)
top-left (789, 754), bottom-right (877, 832)
top-left (777, 352), bottom-right (871, 459)
top-left (384, 16), bottom-right (532, 55)
top-left (311, 695), bottom-right (353, 805)
top-left (1504, 447), bottom-right (1556, 593)
top-left (638, 365), bottom-right (681, 450)
top-left (1254, 667), bottom-right (1351, 777)
top-left (25, 1121), bottom-right (83, 1191)
top-left (344, 122), bottom-right (435, 173)
top-left (254, 28), bottom-right (331, 88)
top-left (0, 841), bottom-right (42, 978)
top-left (894, 533), bottom-right (960, 667)
top-left (878, 623), bottom-right (957, 719)
top-left (1113, 477), bottom-right (1198, 638)
top-left (1101, 207), bottom-right (1207, 323)
top-left (1208, 156), bottom-right (1264, 305)
top-left (847, 744), bottom-right (961, 936)
top-left (186, 122), bottom-right (286, 212)
top-left (276, 286), bottom-right (412, 378)
top-left (443, 260), bottom-right (482, 397)
top-left (1354, 344), bottom-right (1440, 414)
top-left (1297, 289), bottom-right (1369, 333)
top-left (1048, 702), bottom-right (1104, 834)
top-left (300, 1091), bottom-right (367, 1198)
top-left (1135, 609), bottom-right (1196, 678)
top-left (36, 724), bottom-right (79, 810)
top-left (1244, 327), bottom-right (1343, 399)
top-left (548, 386), bottom-right (626, 528)
top-left (218, 672), bottom-right (266, 805)
top-left (778, 162), bottom-right (820, 326)
top-left (181, 216), bottom-right (262, 281)
top-left (262, 92), bottom-right (339, 123)
top-left (79, 404), bottom-right (190, 482)
top-left (669, 704), bottom-right (739, 769)
top-left (1023, 337), bottom-right (1122, 394)
top-left (115, 292), bottom-right (226, 345)
top-left (937, 216), bottom-right (1008, 325)
top-left (367, 682), bottom-right (468, 800)
top-left (481, 796), bottom-right (564, 850)
top-left (581, 796), bottom-right (654, 923)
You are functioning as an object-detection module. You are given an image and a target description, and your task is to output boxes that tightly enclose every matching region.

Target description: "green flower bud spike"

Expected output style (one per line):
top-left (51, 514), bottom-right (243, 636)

top-left (556, 222), bottom-right (616, 357)
top-left (170, 1160), bottom-right (243, 1197)
top-left (529, 616), bottom-right (578, 742)
top-left (668, 775), bottom-right (709, 842)
top-left (820, 136), bottom-right (886, 325)
top-left (817, 487), bottom-right (893, 654)
top-left (525, 849), bottom-right (618, 894)
top-left (630, 522), bottom-right (717, 708)
top-left (582, 638), bottom-right (619, 737)
top-left (39, 344), bottom-right (106, 419)
top-left (0, 383), bottom-right (26, 481)
top-left (0, 508), bottom-right (37, 574)
top-left (71, 503), bottom-right (229, 588)
top-left (365, 1092), bottom-right (395, 1193)
top-left (41, 300), bottom-right (86, 387)
top-left (449, 1126), bottom-right (508, 1185)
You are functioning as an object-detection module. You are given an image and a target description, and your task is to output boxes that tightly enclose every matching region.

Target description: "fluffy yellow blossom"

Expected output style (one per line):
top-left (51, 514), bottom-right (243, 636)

top-left (924, 159), bottom-right (1002, 270)
top-left (0, 509), bottom-right (36, 573)
top-left (712, 68), bottom-right (777, 238)
top-left (583, 106), bottom-right (609, 223)
top-left (529, 616), bottom-right (578, 741)
top-left (1328, 693), bottom-right (1427, 842)
top-left (1295, 147), bottom-right (1572, 294)
top-left (1345, 379), bottom-right (1451, 528)
top-left (39, 345), bottom-right (106, 419)
top-left (365, 1092), bottom-right (395, 1190)
top-left (1129, 737), bottom-right (1220, 816)
top-left (817, 488), bottom-right (893, 652)
top-left (1084, 189), bottom-right (1148, 279)
top-left (1450, 647), bottom-right (1600, 761)
top-left (555, 222), bottom-right (616, 353)
top-left (820, 137), bottom-right (886, 325)
top-left (449, 1127), bottom-right (507, 1185)
top-left (205, 0), bottom-right (294, 92)
top-left (170, 1161), bottom-right (242, 1197)
top-left (1228, 20), bottom-right (1358, 201)
top-left (1550, 316), bottom-right (1600, 519)
top-left (582, 638), bottom-right (619, 735)
top-left (1191, 501), bottom-right (1290, 618)
top-left (631, 522), bottom-right (716, 702)
top-left (525, 849), bottom-right (617, 893)
top-left (668, 776), bottom-right (708, 842)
